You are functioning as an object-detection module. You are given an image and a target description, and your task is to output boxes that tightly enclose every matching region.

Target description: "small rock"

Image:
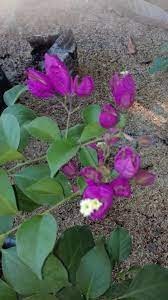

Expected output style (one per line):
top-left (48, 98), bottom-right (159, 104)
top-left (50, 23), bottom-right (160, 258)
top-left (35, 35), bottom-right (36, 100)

top-left (0, 67), bottom-right (11, 113)
top-left (28, 29), bottom-right (78, 76)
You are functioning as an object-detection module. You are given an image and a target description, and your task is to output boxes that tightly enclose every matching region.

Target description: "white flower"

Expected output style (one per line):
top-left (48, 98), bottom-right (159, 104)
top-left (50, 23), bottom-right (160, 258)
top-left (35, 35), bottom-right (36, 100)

top-left (80, 198), bottom-right (102, 217)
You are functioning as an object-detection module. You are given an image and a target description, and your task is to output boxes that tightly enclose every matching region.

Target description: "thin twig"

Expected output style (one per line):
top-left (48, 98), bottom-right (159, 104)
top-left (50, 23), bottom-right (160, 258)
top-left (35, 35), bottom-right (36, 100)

top-left (8, 155), bottom-right (46, 174)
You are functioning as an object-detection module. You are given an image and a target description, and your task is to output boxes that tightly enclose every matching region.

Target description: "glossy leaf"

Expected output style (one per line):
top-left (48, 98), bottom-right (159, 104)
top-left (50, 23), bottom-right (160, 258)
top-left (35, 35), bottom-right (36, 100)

top-left (0, 216), bottom-right (14, 234)
top-left (63, 124), bottom-right (84, 142)
top-left (79, 146), bottom-right (98, 167)
top-left (47, 140), bottom-right (79, 177)
top-left (16, 214), bottom-right (57, 279)
top-left (0, 169), bottom-right (18, 216)
top-left (0, 114), bottom-right (20, 149)
top-left (3, 104), bottom-right (36, 150)
top-left (25, 116), bottom-right (61, 142)
top-left (55, 172), bottom-right (72, 197)
top-left (26, 178), bottom-right (64, 205)
top-left (77, 176), bottom-right (87, 194)
top-left (79, 122), bottom-right (105, 143)
top-left (58, 286), bottom-right (84, 300)
top-left (0, 279), bottom-right (17, 300)
top-left (3, 104), bottom-right (36, 125)
top-left (0, 144), bottom-right (24, 165)
top-left (3, 84), bottom-right (27, 106)
top-left (14, 164), bottom-right (50, 202)
top-left (25, 295), bottom-right (57, 300)
top-left (54, 225), bottom-right (94, 283)
top-left (14, 185), bottom-right (39, 212)
top-left (82, 104), bottom-right (101, 124)
top-left (2, 248), bottom-right (68, 296)
top-left (118, 264), bottom-right (168, 299)
top-left (76, 243), bottom-right (112, 299)
top-left (106, 227), bottom-right (132, 264)
top-left (149, 57), bottom-right (168, 74)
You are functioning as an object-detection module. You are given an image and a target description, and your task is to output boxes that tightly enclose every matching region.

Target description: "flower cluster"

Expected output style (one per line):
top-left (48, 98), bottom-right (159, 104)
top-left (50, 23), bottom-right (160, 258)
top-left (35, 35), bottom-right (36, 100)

top-left (27, 54), bottom-right (94, 99)
top-left (26, 54), bottom-right (156, 221)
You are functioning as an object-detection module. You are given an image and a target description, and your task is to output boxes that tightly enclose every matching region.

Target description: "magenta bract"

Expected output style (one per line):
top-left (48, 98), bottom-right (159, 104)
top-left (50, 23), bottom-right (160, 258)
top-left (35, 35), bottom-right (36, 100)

top-left (83, 183), bottom-right (113, 220)
top-left (73, 75), bottom-right (94, 97)
top-left (99, 104), bottom-right (118, 129)
top-left (110, 177), bottom-right (132, 198)
top-left (114, 146), bottom-right (140, 179)
top-left (45, 53), bottom-right (71, 96)
top-left (80, 166), bottom-right (102, 185)
top-left (110, 72), bottom-right (136, 109)
top-left (134, 169), bottom-right (156, 186)
top-left (26, 68), bottom-right (55, 99)
top-left (62, 161), bottom-right (78, 178)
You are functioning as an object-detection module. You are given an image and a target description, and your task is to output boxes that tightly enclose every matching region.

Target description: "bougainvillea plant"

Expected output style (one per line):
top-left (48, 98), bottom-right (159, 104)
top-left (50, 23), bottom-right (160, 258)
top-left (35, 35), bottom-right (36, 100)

top-left (0, 54), bottom-right (167, 299)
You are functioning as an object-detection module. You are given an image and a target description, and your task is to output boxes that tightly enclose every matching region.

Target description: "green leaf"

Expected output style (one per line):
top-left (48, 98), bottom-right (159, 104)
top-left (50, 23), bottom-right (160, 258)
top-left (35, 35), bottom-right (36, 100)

top-left (76, 243), bottom-right (112, 299)
top-left (105, 280), bottom-right (131, 299)
top-left (82, 104), bottom-right (101, 124)
top-left (0, 216), bottom-right (14, 234)
top-left (0, 279), bottom-right (17, 300)
top-left (58, 286), bottom-right (84, 300)
top-left (0, 144), bottom-right (24, 165)
top-left (54, 225), bottom-right (94, 283)
top-left (16, 214), bottom-right (57, 279)
top-left (3, 104), bottom-right (36, 125)
top-left (14, 185), bottom-right (39, 212)
top-left (25, 116), bottom-right (61, 142)
top-left (117, 114), bottom-right (127, 129)
top-left (0, 233), bottom-right (6, 248)
top-left (14, 164), bottom-right (50, 202)
top-left (3, 85), bottom-right (27, 106)
top-left (2, 248), bottom-right (68, 296)
top-left (26, 296), bottom-right (58, 300)
top-left (119, 265), bottom-right (168, 300)
top-left (25, 295), bottom-right (58, 300)
top-left (149, 57), bottom-right (168, 74)
top-left (3, 104), bottom-right (36, 150)
top-left (15, 165), bottom-right (64, 206)
top-left (79, 122), bottom-right (105, 143)
top-left (106, 227), bottom-right (132, 265)
top-left (79, 146), bottom-right (98, 167)
top-left (0, 169), bottom-right (18, 216)
top-left (77, 176), bottom-right (87, 194)
top-left (63, 124), bottom-right (84, 142)
top-left (26, 178), bottom-right (64, 205)
top-left (55, 172), bottom-right (72, 197)
top-left (47, 140), bottom-right (79, 178)
top-left (0, 114), bottom-right (20, 149)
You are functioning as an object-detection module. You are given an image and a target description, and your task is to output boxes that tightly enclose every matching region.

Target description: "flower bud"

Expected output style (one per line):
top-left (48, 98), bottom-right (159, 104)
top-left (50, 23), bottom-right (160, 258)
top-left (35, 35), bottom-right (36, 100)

top-left (80, 166), bottom-right (102, 185)
top-left (110, 177), bottom-right (132, 198)
top-left (114, 146), bottom-right (141, 179)
top-left (62, 161), bottom-right (78, 178)
top-left (134, 169), bottom-right (156, 186)
top-left (99, 104), bottom-right (118, 129)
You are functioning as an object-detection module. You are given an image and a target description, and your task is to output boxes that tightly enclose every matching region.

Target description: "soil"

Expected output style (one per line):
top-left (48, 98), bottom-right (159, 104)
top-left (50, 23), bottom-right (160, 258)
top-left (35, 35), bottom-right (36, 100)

top-left (0, 0), bottom-right (168, 267)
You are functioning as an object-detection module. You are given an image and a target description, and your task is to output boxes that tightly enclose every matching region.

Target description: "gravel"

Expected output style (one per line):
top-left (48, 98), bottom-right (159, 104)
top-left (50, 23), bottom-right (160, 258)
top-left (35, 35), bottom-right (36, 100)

top-left (0, 0), bottom-right (168, 267)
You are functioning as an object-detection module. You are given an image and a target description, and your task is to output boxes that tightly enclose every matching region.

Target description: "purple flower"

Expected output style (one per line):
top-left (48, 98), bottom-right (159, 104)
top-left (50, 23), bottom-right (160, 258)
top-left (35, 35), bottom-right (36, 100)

top-left (73, 75), bottom-right (94, 97)
top-left (99, 104), bottom-right (118, 129)
top-left (80, 183), bottom-right (113, 220)
top-left (80, 166), bottom-right (102, 185)
top-left (134, 169), bottom-right (156, 186)
top-left (45, 53), bottom-right (71, 96)
top-left (110, 72), bottom-right (136, 109)
top-left (26, 68), bottom-right (55, 99)
top-left (114, 146), bottom-right (141, 179)
top-left (62, 161), bottom-right (78, 178)
top-left (27, 54), bottom-right (94, 99)
top-left (110, 177), bottom-right (132, 198)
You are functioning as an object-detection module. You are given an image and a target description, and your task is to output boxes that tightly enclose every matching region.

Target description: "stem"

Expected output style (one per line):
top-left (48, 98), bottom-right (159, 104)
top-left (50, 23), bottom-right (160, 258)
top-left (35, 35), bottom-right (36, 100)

top-left (8, 154), bottom-right (46, 174)
top-left (65, 96), bottom-right (72, 138)
top-left (57, 98), bottom-right (69, 114)
top-left (2, 191), bottom-right (80, 237)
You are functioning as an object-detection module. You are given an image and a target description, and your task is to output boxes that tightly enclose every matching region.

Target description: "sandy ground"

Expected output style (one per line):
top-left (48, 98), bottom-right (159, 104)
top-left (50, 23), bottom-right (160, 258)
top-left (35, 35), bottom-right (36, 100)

top-left (0, 0), bottom-right (168, 267)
